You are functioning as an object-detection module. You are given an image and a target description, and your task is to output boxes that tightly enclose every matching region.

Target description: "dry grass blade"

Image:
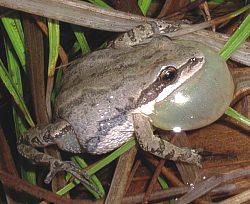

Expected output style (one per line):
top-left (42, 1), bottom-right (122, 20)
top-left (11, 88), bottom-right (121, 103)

top-left (0, 170), bottom-right (82, 204)
top-left (176, 167), bottom-right (250, 204)
top-left (0, 127), bottom-right (19, 203)
top-left (218, 188), bottom-right (250, 204)
top-left (105, 146), bottom-right (137, 204)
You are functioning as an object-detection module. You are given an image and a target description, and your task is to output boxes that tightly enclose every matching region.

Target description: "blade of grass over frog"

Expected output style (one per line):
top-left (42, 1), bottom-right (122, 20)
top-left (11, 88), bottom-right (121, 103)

top-left (138, 0), bottom-right (152, 16)
top-left (71, 156), bottom-right (105, 199)
top-left (87, 0), bottom-right (112, 9)
top-left (219, 13), bottom-right (250, 60)
top-left (225, 107), bottom-right (250, 127)
top-left (71, 25), bottom-right (90, 55)
top-left (1, 13), bottom-right (26, 71)
top-left (4, 37), bottom-right (36, 185)
top-left (87, 138), bottom-right (136, 175)
top-left (46, 19), bottom-right (59, 119)
top-left (0, 60), bottom-right (34, 127)
top-left (56, 138), bottom-right (136, 195)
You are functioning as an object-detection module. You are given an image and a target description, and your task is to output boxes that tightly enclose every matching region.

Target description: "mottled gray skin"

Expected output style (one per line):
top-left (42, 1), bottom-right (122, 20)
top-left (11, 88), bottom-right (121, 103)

top-left (54, 36), bottom-right (203, 155)
top-left (17, 22), bottom-right (204, 194)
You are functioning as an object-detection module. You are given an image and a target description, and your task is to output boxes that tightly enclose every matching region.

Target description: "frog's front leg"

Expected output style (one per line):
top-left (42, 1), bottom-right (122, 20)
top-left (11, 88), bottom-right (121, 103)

top-left (132, 113), bottom-right (201, 166)
top-left (17, 119), bottom-right (99, 193)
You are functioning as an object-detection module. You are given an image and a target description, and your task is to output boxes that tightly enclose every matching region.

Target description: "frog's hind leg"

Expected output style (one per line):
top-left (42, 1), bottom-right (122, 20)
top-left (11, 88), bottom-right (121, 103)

top-left (132, 113), bottom-right (202, 167)
top-left (17, 119), bottom-right (99, 194)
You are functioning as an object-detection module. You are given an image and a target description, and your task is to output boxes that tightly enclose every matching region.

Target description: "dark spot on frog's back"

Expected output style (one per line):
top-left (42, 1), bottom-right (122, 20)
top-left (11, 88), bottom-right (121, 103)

top-left (164, 149), bottom-right (175, 160)
top-left (97, 112), bottom-right (127, 135)
top-left (142, 53), bottom-right (154, 60)
top-left (127, 30), bottom-right (136, 42)
top-left (90, 102), bottom-right (97, 107)
top-left (138, 25), bottom-right (145, 31)
top-left (90, 72), bottom-right (97, 78)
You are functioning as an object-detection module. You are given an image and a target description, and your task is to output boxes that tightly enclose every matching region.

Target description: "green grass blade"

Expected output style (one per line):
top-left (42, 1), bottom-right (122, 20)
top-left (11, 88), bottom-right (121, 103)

top-left (219, 11), bottom-right (250, 127)
top-left (1, 13), bottom-right (26, 71)
top-left (71, 25), bottom-right (90, 55)
top-left (56, 138), bottom-right (136, 195)
top-left (4, 37), bottom-right (27, 136)
top-left (4, 36), bottom-right (36, 185)
top-left (219, 10), bottom-right (250, 60)
top-left (48, 19), bottom-right (60, 77)
top-left (138, 0), bottom-right (152, 16)
top-left (0, 59), bottom-right (34, 127)
top-left (225, 107), bottom-right (250, 127)
top-left (67, 41), bottom-right (81, 59)
top-left (157, 176), bottom-right (169, 189)
top-left (87, 138), bottom-right (136, 176)
top-left (46, 19), bottom-right (60, 117)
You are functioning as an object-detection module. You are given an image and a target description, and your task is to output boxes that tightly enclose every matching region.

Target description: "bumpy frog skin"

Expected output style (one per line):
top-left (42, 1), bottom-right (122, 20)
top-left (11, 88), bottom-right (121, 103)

top-left (17, 22), bottom-right (234, 193)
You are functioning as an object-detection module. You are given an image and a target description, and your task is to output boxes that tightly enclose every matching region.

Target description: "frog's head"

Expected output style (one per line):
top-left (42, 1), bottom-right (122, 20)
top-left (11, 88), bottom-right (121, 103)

top-left (136, 37), bottom-right (205, 113)
top-left (137, 38), bottom-right (234, 131)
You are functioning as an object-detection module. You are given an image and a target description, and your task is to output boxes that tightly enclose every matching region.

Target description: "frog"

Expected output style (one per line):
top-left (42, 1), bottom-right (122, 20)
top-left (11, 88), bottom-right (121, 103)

top-left (17, 22), bottom-right (234, 193)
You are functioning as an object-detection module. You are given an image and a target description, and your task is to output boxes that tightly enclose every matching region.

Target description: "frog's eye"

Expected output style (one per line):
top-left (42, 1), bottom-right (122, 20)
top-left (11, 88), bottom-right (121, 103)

top-left (159, 67), bottom-right (177, 84)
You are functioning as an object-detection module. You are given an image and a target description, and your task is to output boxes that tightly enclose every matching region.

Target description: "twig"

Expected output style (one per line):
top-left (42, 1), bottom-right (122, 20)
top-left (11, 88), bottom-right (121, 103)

top-left (125, 159), bottom-right (141, 193)
top-left (145, 154), bottom-right (184, 187)
top-left (142, 159), bottom-right (165, 204)
top-left (0, 126), bottom-right (19, 204)
top-left (0, 127), bottom-right (18, 176)
top-left (0, 170), bottom-right (81, 204)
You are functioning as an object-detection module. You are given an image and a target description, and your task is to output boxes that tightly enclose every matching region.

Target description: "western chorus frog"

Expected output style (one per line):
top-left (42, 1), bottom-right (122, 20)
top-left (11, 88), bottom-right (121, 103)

top-left (17, 22), bottom-right (234, 193)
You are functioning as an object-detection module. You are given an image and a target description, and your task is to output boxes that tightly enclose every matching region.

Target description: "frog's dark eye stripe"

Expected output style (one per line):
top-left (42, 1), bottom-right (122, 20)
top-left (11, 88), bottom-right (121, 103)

top-left (136, 66), bottom-right (178, 106)
top-left (159, 66), bottom-right (177, 84)
top-left (137, 57), bottom-right (203, 107)
top-left (187, 57), bottom-right (202, 67)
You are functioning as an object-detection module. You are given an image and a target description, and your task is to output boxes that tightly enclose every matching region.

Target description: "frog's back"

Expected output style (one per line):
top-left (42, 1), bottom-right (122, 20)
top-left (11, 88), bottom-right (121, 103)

top-left (54, 48), bottom-right (142, 154)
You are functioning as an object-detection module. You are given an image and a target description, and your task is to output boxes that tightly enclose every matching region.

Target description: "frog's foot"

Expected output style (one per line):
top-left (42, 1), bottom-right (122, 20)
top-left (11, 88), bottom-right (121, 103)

top-left (45, 160), bottom-right (99, 194)
top-left (17, 142), bottom-right (100, 195)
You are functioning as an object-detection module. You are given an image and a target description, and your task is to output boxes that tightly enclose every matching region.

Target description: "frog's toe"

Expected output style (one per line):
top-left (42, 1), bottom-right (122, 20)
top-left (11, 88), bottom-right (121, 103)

top-left (181, 148), bottom-right (202, 167)
top-left (44, 160), bottom-right (74, 183)
top-left (45, 160), bottom-right (100, 194)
